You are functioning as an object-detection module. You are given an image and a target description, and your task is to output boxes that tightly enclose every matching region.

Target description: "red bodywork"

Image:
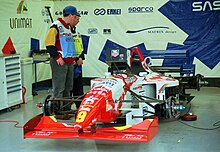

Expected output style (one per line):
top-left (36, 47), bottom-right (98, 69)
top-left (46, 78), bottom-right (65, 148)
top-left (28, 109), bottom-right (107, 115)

top-left (23, 84), bottom-right (158, 142)
top-left (24, 114), bottom-right (158, 142)
top-left (73, 86), bottom-right (119, 130)
top-left (23, 47), bottom-right (159, 142)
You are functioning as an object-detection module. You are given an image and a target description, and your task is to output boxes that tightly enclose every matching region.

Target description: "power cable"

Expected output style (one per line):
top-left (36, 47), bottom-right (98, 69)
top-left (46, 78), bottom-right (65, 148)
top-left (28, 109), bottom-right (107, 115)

top-left (178, 120), bottom-right (220, 130)
top-left (0, 120), bottom-right (23, 128)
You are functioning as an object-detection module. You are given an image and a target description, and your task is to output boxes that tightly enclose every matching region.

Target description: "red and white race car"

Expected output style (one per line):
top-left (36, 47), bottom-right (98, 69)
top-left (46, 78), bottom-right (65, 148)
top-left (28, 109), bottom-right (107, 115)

top-left (23, 47), bottom-right (188, 143)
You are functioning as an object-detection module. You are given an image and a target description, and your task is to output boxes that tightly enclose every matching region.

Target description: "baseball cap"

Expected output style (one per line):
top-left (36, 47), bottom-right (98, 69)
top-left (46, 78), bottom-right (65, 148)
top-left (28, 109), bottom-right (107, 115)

top-left (76, 12), bottom-right (81, 17)
top-left (63, 6), bottom-right (79, 16)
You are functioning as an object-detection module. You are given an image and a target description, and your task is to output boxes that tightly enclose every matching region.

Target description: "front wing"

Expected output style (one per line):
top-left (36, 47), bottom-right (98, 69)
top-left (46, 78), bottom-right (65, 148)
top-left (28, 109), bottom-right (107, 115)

top-left (23, 114), bottom-right (158, 143)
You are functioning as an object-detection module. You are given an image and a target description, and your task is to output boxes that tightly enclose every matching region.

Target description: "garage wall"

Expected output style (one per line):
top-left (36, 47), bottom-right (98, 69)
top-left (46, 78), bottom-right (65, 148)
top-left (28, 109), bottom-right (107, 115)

top-left (0, 0), bottom-right (220, 82)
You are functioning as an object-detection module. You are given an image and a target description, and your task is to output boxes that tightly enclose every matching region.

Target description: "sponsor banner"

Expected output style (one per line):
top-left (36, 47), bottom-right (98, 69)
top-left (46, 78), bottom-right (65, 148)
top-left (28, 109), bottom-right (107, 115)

top-left (1, 0), bottom-right (219, 80)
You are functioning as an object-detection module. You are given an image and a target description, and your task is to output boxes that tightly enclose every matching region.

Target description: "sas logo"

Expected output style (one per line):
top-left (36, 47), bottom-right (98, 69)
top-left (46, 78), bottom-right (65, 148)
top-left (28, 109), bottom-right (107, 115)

top-left (94, 8), bottom-right (122, 15)
top-left (192, 0), bottom-right (220, 11)
top-left (17, 0), bottom-right (28, 14)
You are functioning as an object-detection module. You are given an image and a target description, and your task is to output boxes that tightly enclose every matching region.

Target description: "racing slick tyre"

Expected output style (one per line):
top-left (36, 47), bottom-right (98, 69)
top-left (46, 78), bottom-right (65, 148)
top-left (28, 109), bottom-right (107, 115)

top-left (43, 95), bottom-right (53, 116)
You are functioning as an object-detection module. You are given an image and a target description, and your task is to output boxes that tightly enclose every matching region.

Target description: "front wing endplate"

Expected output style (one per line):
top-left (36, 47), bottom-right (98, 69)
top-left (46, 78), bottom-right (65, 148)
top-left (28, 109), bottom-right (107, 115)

top-left (23, 114), bottom-right (158, 143)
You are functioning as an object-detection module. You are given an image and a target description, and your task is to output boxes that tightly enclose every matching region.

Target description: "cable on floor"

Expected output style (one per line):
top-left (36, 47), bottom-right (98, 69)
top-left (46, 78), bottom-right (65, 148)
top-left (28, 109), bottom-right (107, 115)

top-left (0, 120), bottom-right (23, 128)
top-left (177, 102), bottom-right (220, 130)
top-left (178, 120), bottom-right (220, 130)
top-left (159, 117), bottom-right (220, 130)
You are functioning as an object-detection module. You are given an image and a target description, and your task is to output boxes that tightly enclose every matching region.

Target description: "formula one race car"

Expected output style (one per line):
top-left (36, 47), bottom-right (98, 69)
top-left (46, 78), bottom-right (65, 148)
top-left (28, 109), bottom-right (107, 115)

top-left (23, 47), bottom-right (201, 143)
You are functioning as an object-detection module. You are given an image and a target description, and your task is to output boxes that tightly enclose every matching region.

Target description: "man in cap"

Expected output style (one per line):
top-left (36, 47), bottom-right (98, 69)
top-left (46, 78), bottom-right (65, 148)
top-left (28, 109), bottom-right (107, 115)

top-left (70, 13), bottom-right (85, 109)
top-left (45, 6), bottom-right (79, 119)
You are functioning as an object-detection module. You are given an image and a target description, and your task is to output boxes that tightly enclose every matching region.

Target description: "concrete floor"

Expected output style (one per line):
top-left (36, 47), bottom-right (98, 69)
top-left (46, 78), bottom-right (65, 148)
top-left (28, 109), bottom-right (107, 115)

top-left (0, 87), bottom-right (220, 152)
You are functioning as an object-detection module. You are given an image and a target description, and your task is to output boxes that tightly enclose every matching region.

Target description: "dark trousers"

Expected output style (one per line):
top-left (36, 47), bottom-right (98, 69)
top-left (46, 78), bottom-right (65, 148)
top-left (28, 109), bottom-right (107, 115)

top-left (71, 72), bottom-right (84, 108)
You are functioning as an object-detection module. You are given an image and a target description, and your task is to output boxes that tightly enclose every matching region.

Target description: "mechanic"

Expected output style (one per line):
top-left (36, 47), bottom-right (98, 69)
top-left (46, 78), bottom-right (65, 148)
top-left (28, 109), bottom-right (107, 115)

top-left (45, 6), bottom-right (79, 118)
top-left (70, 14), bottom-right (85, 109)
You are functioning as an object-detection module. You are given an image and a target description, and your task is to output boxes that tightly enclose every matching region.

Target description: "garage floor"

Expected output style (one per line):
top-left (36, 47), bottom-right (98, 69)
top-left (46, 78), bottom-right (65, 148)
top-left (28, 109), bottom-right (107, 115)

top-left (0, 87), bottom-right (220, 152)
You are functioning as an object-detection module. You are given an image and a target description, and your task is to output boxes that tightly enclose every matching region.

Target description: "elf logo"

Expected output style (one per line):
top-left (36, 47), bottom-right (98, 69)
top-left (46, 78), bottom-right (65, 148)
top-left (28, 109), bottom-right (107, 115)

top-left (17, 0), bottom-right (28, 14)
top-left (192, 0), bottom-right (220, 11)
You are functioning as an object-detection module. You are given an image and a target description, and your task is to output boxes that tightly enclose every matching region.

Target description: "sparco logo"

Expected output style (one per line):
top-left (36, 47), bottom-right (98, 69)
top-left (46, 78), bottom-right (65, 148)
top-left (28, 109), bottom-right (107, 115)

top-left (94, 8), bottom-right (121, 15)
top-left (128, 7), bottom-right (153, 13)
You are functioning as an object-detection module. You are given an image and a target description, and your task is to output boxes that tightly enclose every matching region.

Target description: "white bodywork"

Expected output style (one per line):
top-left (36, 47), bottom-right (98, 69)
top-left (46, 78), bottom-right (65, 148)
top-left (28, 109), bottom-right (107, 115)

top-left (91, 70), bottom-right (179, 125)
